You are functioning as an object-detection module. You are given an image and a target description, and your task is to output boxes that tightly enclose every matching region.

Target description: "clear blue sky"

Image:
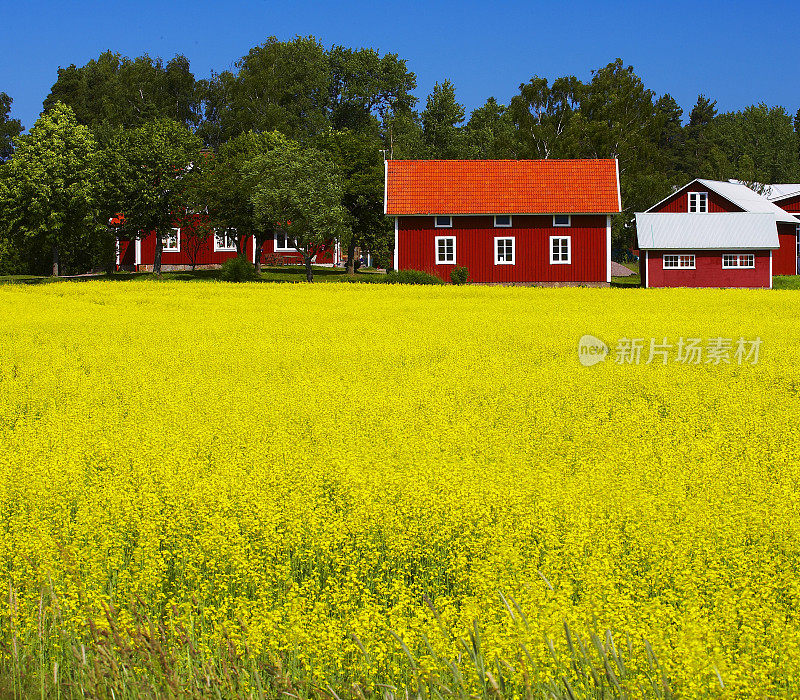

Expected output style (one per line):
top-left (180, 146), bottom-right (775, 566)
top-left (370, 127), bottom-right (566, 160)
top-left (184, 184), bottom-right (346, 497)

top-left (3, 0), bottom-right (799, 131)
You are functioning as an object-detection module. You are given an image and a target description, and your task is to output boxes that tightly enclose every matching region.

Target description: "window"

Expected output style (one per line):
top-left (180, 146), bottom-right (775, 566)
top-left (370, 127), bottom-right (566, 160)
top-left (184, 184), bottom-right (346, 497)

top-left (275, 231), bottom-right (297, 251)
top-left (214, 228), bottom-right (237, 252)
top-left (553, 214), bottom-right (571, 227)
top-left (162, 228), bottom-right (180, 252)
top-left (688, 192), bottom-right (708, 213)
top-left (550, 236), bottom-right (571, 264)
top-left (435, 215), bottom-right (452, 228)
top-left (435, 236), bottom-right (455, 264)
top-left (494, 237), bottom-right (515, 265)
top-left (663, 254), bottom-right (696, 269)
top-left (722, 254), bottom-right (755, 268)
top-left (494, 215), bottom-right (512, 228)
top-left (796, 225), bottom-right (800, 257)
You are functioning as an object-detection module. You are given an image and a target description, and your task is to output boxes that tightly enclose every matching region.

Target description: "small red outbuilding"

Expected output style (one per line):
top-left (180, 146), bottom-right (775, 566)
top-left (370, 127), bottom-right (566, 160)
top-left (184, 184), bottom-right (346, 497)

top-left (639, 179), bottom-right (799, 286)
top-left (384, 159), bottom-right (621, 284)
top-left (636, 212), bottom-right (779, 289)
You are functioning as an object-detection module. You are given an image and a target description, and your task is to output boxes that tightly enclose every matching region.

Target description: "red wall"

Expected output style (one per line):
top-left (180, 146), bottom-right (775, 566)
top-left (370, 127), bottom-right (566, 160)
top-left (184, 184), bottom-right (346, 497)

top-left (119, 228), bottom-right (338, 269)
top-left (137, 229), bottom-right (249, 270)
top-left (776, 194), bottom-right (800, 214)
top-left (774, 222), bottom-right (798, 275)
top-left (651, 184), bottom-right (744, 214)
top-left (397, 215), bottom-right (608, 283)
top-left (645, 250), bottom-right (771, 288)
top-left (258, 237), bottom-right (336, 265)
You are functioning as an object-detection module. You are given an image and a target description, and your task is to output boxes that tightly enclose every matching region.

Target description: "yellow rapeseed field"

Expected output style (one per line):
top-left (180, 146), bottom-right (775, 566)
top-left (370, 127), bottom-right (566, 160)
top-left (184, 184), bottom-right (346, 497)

top-left (2, 280), bottom-right (800, 697)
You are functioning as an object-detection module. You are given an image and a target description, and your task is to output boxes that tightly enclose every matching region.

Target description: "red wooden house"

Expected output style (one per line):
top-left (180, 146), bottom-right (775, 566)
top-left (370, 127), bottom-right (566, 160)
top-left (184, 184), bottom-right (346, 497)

top-left (114, 218), bottom-right (340, 271)
top-left (384, 159), bottom-right (621, 285)
top-left (638, 179), bottom-right (799, 288)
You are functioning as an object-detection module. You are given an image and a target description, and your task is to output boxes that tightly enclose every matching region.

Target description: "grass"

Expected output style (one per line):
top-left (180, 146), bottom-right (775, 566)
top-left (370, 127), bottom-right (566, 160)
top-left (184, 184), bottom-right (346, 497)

top-left (772, 275), bottom-right (800, 289)
top-left (6, 264), bottom-right (800, 293)
top-left (0, 266), bottom-right (386, 285)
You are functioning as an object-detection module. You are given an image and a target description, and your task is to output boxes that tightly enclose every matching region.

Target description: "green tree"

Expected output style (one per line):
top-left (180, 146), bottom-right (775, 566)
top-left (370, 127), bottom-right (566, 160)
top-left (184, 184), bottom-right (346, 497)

top-left (463, 97), bottom-right (517, 158)
top-left (0, 93), bottom-right (23, 162)
top-left (421, 80), bottom-right (466, 158)
top-left (704, 104), bottom-right (800, 185)
top-left (203, 36), bottom-right (330, 145)
top-left (382, 105), bottom-right (425, 159)
top-left (0, 103), bottom-right (103, 276)
top-left (684, 94), bottom-right (717, 176)
top-left (328, 46), bottom-right (417, 133)
top-left (571, 59), bottom-right (662, 246)
top-left (653, 93), bottom-right (685, 187)
top-left (316, 129), bottom-right (391, 274)
top-left (250, 144), bottom-right (349, 282)
top-left (188, 130), bottom-right (292, 271)
top-left (43, 51), bottom-right (200, 139)
top-left (107, 118), bottom-right (201, 274)
top-left (509, 75), bottom-right (582, 158)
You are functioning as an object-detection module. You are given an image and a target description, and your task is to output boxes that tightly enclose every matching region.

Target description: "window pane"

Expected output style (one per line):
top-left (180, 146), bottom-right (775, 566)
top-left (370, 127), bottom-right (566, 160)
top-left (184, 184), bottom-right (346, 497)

top-left (495, 215), bottom-right (511, 227)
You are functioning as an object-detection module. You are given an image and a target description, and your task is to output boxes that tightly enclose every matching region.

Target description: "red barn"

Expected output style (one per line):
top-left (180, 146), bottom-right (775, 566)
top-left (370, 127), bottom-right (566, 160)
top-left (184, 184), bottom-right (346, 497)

top-left (640, 179), bottom-right (799, 285)
top-left (636, 213), bottom-right (779, 288)
top-left (384, 159), bottom-right (621, 285)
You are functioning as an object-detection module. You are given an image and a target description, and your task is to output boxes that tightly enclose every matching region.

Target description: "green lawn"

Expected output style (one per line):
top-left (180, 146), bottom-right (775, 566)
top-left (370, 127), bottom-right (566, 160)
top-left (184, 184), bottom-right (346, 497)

top-left (0, 266), bottom-right (385, 285)
top-left (5, 266), bottom-right (800, 291)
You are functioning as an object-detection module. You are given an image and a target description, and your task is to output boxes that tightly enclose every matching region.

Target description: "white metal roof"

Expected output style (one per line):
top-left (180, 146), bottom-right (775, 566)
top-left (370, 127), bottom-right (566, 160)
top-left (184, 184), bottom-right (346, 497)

top-left (646, 178), bottom-right (798, 223)
top-left (636, 213), bottom-right (780, 250)
top-left (765, 183), bottom-right (800, 202)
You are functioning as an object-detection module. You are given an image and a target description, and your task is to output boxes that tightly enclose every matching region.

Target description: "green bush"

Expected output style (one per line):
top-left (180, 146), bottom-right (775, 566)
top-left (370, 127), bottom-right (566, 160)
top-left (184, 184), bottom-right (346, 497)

top-left (450, 266), bottom-right (469, 285)
top-left (220, 256), bottom-right (259, 282)
top-left (381, 269), bottom-right (444, 285)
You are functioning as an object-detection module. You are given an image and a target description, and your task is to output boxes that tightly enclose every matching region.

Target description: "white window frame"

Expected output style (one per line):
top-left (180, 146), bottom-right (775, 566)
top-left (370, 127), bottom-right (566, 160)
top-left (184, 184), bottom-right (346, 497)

top-left (214, 228), bottom-right (238, 252)
top-left (663, 254), bottom-right (696, 269)
top-left (722, 253), bottom-right (755, 269)
top-left (435, 236), bottom-right (456, 265)
top-left (494, 214), bottom-right (512, 228)
top-left (162, 227), bottom-right (180, 252)
top-left (434, 215), bottom-right (452, 228)
top-left (688, 192), bottom-right (708, 213)
top-left (494, 237), bottom-right (515, 265)
top-left (274, 231), bottom-right (297, 252)
top-left (796, 225), bottom-right (800, 257)
top-left (549, 236), bottom-right (571, 264)
top-left (553, 214), bottom-right (571, 227)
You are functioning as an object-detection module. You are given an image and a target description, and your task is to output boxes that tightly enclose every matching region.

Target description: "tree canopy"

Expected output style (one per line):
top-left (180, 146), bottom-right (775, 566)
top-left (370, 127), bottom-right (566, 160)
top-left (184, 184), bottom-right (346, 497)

top-left (0, 103), bottom-right (104, 275)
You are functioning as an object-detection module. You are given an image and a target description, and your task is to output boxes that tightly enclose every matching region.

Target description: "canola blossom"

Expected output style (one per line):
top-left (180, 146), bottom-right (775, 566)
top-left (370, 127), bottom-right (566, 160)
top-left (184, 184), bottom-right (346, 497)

top-left (1, 280), bottom-right (800, 697)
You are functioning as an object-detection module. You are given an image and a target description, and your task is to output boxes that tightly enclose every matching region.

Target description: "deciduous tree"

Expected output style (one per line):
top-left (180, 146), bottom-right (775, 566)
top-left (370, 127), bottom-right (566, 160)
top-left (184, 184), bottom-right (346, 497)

top-left (106, 118), bottom-right (201, 274)
top-left (0, 103), bottom-right (103, 276)
top-left (250, 144), bottom-right (349, 282)
top-left (0, 93), bottom-right (23, 162)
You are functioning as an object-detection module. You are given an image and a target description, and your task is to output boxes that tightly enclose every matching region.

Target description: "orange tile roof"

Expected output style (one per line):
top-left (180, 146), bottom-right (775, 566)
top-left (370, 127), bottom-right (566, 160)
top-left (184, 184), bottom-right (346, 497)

top-left (385, 159), bottom-right (621, 215)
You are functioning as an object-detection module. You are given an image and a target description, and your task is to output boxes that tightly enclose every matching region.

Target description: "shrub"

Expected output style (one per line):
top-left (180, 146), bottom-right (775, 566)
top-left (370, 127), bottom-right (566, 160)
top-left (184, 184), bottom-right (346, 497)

top-left (220, 256), bottom-right (259, 282)
top-left (381, 269), bottom-right (444, 285)
top-left (450, 266), bottom-right (469, 285)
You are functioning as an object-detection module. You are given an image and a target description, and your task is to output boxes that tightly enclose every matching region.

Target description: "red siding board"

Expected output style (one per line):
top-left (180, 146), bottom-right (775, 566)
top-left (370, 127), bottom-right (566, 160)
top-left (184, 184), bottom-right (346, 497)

top-left (646, 250), bottom-right (771, 288)
top-left (775, 194), bottom-right (800, 214)
top-left (398, 215), bottom-right (608, 283)
top-left (258, 237), bottom-right (336, 265)
top-left (651, 184), bottom-right (744, 214)
top-left (774, 222), bottom-right (798, 275)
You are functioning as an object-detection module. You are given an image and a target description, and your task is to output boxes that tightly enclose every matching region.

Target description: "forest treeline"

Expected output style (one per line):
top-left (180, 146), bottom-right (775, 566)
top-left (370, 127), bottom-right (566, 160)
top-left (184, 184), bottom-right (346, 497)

top-left (1, 35), bottom-right (799, 275)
